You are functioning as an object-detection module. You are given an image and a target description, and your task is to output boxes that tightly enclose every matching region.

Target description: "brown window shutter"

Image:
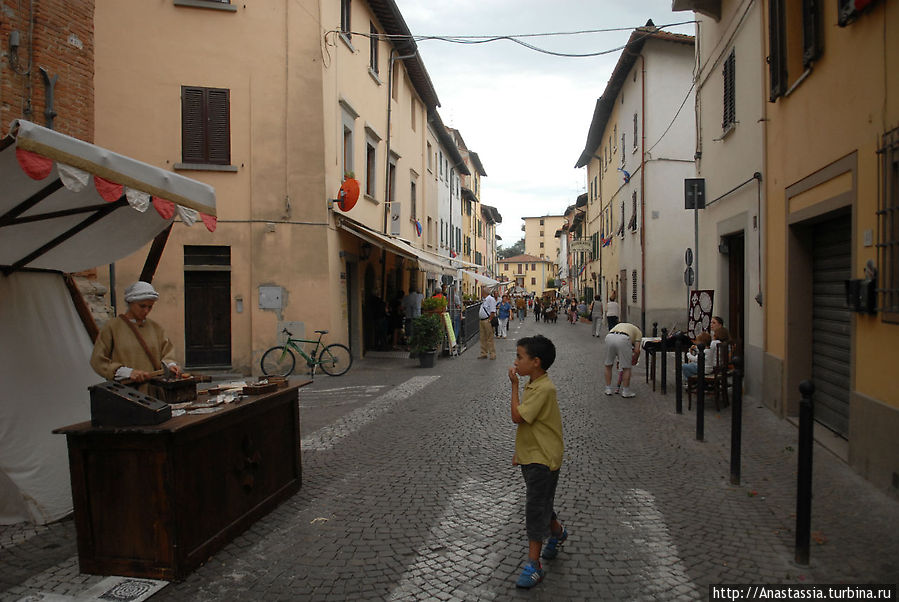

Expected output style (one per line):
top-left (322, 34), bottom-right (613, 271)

top-left (801, 0), bottom-right (822, 67)
top-left (182, 86), bottom-right (206, 163)
top-left (768, 0), bottom-right (787, 101)
top-left (206, 88), bottom-right (231, 165)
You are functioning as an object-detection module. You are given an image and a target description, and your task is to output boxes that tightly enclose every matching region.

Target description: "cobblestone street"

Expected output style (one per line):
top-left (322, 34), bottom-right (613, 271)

top-left (2, 318), bottom-right (898, 601)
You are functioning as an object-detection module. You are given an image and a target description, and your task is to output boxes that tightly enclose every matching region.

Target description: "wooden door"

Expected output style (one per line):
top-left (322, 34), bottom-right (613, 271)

top-left (727, 233), bottom-right (745, 351)
top-left (184, 271), bottom-right (231, 366)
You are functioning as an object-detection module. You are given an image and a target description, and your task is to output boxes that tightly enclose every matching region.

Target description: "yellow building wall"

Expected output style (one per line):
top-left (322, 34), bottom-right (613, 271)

top-left (94, 0), bottom-right (330, 374)
top-left (765, 1), bottom-right (898, 406)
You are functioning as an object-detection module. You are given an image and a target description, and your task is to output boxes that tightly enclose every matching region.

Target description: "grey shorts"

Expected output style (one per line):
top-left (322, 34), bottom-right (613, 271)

top-left (521, 463), bottom-right (560, 542)
top-left (604, 332), bottom-right (634, 367)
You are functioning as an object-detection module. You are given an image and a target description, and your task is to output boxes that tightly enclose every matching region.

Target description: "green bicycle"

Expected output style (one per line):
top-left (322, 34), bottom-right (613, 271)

top-left (260, 329), bottom-right (352, 377)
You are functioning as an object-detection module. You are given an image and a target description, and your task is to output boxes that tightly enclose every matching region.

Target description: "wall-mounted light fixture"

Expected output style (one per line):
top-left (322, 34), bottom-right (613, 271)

top-left (360, 242), bottom-right (372, 260)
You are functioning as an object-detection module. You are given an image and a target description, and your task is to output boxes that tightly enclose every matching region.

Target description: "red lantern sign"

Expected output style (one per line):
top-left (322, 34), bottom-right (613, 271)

top-left (338, 178), bottom-right (360, 212)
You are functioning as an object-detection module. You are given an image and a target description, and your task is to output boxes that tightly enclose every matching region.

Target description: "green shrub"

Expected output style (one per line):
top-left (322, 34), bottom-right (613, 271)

top-left (410, 314), bottom-right (444, 353)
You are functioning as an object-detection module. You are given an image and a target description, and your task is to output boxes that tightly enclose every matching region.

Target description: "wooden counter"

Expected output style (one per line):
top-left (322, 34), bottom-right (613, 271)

top-left (54, 380), bottom-right (309, 581)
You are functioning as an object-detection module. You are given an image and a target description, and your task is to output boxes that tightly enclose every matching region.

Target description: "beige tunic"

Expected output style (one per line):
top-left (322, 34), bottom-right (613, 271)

top-left (90, 317), bottom-right (176, 381)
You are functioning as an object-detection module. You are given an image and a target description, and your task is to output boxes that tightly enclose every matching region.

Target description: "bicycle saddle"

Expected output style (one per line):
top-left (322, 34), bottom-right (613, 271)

top-left (315, 330), bottom-right (328, 335)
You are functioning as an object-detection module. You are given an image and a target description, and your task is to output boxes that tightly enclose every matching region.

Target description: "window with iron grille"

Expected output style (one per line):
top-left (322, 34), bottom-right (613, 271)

top-left (181, 86), bottom-right (230, 165)
top-left (878, 126), bottom-right (899, 322)
top-left (632, 270), bottom-right (638, 303)
top-left (723, 49), bottom-right (736, 131)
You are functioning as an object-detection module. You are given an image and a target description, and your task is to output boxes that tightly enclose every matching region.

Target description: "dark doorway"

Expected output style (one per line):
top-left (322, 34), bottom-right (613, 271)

top-left (725, 233), bottom-right (745, 352)
top-left (184, 246), bottom-right (231, 367)
top-left (184, 270), bottom-right (231, 367)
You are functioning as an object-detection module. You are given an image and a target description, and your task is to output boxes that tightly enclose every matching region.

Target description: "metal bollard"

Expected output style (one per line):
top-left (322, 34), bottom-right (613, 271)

top-left (795, 380), bottom-right (815, 565)
top-left (674, 336), bottom-right (683, 414)
top-left (696, 342), bottom-right (705, 441)
top-left (660, 328), bottom-right (668, 395)
top-left (648, 322), bottom-right (658, 383)
top-left (730, 356), bottom-right (744, 485)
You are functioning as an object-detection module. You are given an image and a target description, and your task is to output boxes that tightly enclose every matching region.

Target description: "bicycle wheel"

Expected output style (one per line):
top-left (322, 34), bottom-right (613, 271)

top-left (319, 343), bottom-right (352, 376)
top-left (261, 346), bottom-right (296, 376)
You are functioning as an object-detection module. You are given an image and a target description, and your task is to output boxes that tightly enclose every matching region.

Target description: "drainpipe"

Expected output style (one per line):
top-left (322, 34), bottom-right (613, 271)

top-left (382, 48), bottom-right (418, 299)
top-left (640, 54), bottom-right (647, 333)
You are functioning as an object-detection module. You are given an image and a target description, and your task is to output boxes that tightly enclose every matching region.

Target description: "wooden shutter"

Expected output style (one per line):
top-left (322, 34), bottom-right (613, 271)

top-left (768, 0), bottom-right (787, 101)
top-left (206, 88), bottom-right (231, 165)
top-left (801, 0), bottom-right (822, 67)
top-left (181, 87), bottom-right (205, 163)
top-left (723, 49), bottom-right (736, 128)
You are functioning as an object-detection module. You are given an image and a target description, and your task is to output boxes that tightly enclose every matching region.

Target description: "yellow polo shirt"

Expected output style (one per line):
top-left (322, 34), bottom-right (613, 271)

top-left (515, 373), bottom-right (564, 471)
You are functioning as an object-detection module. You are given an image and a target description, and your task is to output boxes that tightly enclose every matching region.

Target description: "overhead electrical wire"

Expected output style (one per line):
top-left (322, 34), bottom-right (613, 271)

top-left (327, 20), bottom-right (697, 58)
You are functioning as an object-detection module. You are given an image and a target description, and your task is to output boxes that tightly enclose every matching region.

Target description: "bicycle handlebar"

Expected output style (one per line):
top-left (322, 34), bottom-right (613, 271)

top-left (282, 328), bottom-right (292, 337)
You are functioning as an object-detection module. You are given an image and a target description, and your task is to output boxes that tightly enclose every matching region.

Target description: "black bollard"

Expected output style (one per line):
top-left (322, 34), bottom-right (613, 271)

top-left (660, 328), bottom-right (668, 395)
top-left (675, 336), bottom-right (683, 414)
top-left (696, 342), bottom-right (705, 441)
top-left (730, 356), bottom-right (744, 485)
top-left (795, 380), bottom-right (815, 566)
top-left (648, 322), bottom-right (658, 383)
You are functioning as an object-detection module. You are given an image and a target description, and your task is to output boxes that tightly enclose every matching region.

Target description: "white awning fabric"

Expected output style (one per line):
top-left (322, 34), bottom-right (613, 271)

top-left (462, 269), bottom-right (503, 288)
top-left (337, 217), bottom-right (466, 276)
top-left (0, 120), bottom-right (217, 273)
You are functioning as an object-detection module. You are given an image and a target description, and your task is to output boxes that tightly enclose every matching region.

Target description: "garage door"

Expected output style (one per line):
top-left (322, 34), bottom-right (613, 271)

top-left (811, 216), bottom-right (851, 437)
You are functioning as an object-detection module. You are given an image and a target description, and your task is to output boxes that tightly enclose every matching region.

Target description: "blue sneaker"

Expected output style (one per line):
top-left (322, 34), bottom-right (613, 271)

top-left (541, 528), bottom-right (568, 560)
top-left (515, 559), bottom-right (544, 588)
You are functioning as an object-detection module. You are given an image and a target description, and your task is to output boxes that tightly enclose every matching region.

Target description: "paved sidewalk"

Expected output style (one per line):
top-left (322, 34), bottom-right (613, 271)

top-left (2, 319), bottom-right (897, 601)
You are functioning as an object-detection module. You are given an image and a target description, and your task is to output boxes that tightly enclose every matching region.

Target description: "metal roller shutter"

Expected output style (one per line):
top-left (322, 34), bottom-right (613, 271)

top-left (811, 216), bottom-right (851, 437)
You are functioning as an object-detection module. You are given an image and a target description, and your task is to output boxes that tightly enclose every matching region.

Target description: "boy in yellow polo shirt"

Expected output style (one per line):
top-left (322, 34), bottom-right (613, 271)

top-left (508, 335), bottom-right (566, 589)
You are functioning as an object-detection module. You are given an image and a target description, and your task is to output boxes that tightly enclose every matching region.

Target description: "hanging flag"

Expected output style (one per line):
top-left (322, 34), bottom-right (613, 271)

top-left (415, 219), bottom-right (422, 236)
top-left (617, 167), bottom-right (631, 183)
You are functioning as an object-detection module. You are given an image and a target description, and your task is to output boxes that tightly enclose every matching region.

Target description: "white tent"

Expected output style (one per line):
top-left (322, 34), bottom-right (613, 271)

top-left (0, 121), bottom-right (216, 524)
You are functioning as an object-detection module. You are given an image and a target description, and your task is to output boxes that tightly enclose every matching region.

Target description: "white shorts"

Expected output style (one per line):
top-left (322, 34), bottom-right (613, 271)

top-left (604, 332), bottom-right (634, 368)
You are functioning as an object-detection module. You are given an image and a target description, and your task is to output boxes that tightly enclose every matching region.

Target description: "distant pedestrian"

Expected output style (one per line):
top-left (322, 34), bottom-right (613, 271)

top-left (478, 287), bottom-right (497, 360)
top-left (590, 295), bottom-right (603, 336)
top-left (605, 291), bottom-right (620, 331)
top-left (603, 321), bottom-right (642, 398)
top-left (402, 288), bottom-right (424, 343)
top-left (497, 294), bottom-right (512, 339)
top-left (508, 335), bottom-right (567, 589)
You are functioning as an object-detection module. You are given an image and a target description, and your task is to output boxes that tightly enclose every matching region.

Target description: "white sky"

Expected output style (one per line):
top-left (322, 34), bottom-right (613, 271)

top-left (392, 0), bottom-right (695, 247)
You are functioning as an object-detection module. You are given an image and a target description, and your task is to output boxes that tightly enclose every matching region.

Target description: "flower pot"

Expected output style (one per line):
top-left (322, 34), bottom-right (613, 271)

top-left (418, 349), bottom-right (437, 368)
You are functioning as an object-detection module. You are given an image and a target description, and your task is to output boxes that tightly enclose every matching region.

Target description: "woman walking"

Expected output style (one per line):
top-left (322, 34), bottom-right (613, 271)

top-left (590, 294), bottom-right (604, 336)
top-left (605, 291), bottom-right (620, 330)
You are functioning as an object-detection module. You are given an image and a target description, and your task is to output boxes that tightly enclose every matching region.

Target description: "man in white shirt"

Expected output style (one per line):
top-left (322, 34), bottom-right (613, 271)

top-left (402, 288), bottom-right (424, 342)
top-left (478, 287), bottom-right (498, 360)
top-left (603, 322), bottom-right (643, 398)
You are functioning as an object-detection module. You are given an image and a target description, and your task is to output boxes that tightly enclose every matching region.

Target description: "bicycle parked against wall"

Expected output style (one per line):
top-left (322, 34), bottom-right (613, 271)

top-left (260, 329), bottom-right (352, 377)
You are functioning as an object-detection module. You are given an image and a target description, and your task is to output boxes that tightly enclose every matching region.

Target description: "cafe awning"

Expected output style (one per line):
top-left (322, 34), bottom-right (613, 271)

top-left (0, 120), bottom-right (217, 274)
top-left (462, 269), bottom-right (503, 288)
top-left (337, 216), bottom-right (467, 276)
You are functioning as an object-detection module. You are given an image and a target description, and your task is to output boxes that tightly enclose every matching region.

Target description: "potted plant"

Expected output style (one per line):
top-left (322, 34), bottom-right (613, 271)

top-left (421, 295), bottom-right (447, 314)
top-left (410, 313), bottom-right (444, 367)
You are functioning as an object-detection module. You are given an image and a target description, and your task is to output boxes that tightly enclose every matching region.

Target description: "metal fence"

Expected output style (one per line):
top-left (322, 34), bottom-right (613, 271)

top-left (458, 302), bottom-right (481, 347)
